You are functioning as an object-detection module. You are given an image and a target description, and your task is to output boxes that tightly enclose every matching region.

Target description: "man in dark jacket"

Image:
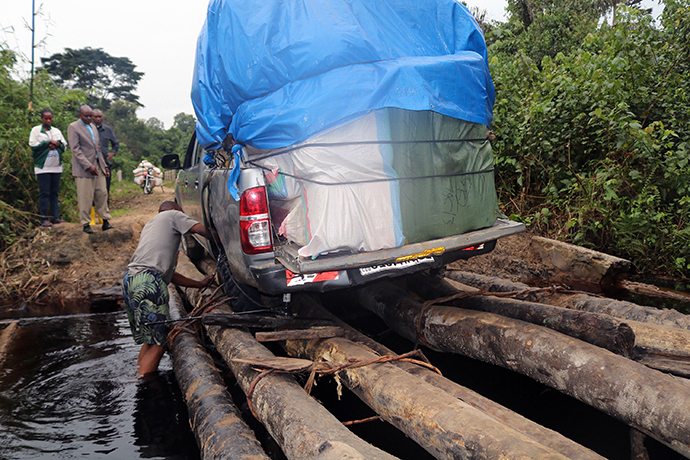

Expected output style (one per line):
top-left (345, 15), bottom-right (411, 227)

top-left (92, 109), bottom-right (119, 201)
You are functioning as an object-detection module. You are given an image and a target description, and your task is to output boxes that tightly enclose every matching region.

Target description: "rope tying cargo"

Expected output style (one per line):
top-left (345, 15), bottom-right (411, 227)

top-left (249, 138), bottom-right (491, 162)
top-left (244, 349), bottom-right (441, 422)
top-left (247, 161), bottom-right (495, 187)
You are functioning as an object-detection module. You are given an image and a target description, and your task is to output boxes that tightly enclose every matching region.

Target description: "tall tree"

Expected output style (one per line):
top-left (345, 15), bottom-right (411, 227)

top-left (173, 112), bottom-right (196, 136)
top-left (40, 47), bottom-right (143, 109)
top-left (494, 0), bottom-right (649, 65)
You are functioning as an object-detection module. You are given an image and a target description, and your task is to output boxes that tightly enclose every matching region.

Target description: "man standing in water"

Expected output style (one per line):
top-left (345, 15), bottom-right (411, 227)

top-left (122, 201), bottom-right (213, 376)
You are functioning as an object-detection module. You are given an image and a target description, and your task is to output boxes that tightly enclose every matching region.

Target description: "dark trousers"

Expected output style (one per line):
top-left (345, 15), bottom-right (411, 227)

top-left (105, 167), bottom-right (112, 205)
top-left (36, 172), bottom-right (61, 222)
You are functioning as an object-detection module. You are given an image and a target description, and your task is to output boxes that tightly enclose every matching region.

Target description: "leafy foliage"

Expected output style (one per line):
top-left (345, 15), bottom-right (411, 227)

top-left (0, 48), bottom-right (86, 247)
top-left (106, 101), bottom-right (192, 180)
top-left (488, 0), bottom-right (690, 277)
top-left (40, 47), bottom-right (143, 109)
top-left (0, 45), bottom-right (194, 250)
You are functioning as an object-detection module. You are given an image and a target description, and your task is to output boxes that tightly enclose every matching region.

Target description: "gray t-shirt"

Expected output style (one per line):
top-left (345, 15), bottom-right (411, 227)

top-left (127, 210), bottom-right (199, 283)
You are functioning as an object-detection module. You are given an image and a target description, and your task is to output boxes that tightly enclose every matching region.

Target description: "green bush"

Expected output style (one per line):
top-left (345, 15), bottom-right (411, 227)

top-left (0, 49), bottom-right (87, 247)
top-left (489, 1), bottom-right (690, 277)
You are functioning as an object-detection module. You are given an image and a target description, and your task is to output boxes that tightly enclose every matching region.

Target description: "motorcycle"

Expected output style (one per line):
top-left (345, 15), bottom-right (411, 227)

top-left (142, 167), bottom-right (155, 194)
top-left (133, 161), bottom-right (162, 194)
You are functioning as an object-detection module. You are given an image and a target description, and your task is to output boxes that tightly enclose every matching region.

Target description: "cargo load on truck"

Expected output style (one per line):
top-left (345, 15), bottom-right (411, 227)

top-left (192, 0), bottom-right (499, 258)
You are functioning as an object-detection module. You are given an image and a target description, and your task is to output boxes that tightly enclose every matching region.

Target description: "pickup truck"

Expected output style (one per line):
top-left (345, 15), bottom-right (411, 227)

top-left (162, 127), bottom-right (524, 299)
top-left (162, 0), bottom-right (525, 307)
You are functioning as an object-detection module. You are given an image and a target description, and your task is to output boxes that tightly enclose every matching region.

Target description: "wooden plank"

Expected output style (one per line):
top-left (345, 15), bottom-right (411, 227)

top-left (255, 326), bottom-right (345, 342)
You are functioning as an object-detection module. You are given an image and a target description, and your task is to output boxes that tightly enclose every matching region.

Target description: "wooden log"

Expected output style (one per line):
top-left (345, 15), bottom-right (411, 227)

top-left (175, 258), bottom-right (396, 459)
top-left (287, 334), bottom-right (585, 459)
top-left (255, 326), bottom-right (345, 342)
top-left (445, 270), bottom-right (690, 332)
top-left (88, 286), bottom-right (123, 304)
top-left (530, 235), bottom-right (631, 285)
top-left (352, 280), bottom-right (690, 458)
top-left (441, 272), bottom-right (690, 376)
top-left (552, 293), bottom-right (690, 331)
top-left (617, 280), bottom-right (690, 304)
top-left (201, 314), bottom-right (334, 330)
top-left (205, 304), bottom-right (398, 460)
top-left (625, 320), bottom-right (690, 377)
top-left (167, 288), bottom-right (271, 460)
top-left (445, 269), bottom-right (532, 293)
top-left (291, 295), bottom-right (606, 460)
top-left (408, 273), bottom-right (635, 357)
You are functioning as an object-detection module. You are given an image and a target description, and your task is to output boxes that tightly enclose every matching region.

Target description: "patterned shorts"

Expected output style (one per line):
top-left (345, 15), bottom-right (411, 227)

top-left (122, 270), bottom-right (171, 346)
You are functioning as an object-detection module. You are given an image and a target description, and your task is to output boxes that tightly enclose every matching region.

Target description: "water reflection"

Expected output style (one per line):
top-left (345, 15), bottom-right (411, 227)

top-left (0, 308), bottom-right (199, 459)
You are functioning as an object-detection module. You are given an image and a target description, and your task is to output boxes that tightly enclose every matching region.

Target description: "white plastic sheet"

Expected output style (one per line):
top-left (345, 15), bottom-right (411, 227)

top-left (254, 112), bottom-right (404, 258)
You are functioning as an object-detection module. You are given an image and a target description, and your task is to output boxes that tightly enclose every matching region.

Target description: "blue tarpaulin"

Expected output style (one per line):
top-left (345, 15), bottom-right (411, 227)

top-left (192, 0), bottom-right (495, 150)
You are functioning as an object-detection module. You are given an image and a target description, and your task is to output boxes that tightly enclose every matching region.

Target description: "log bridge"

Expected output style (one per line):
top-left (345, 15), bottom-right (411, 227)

top-left (168, 251), bottom-right (690, 460)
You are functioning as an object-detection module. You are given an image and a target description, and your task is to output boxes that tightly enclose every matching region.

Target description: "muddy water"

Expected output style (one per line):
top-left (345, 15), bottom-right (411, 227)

top-left (0, 306), bottom-right (199, 459)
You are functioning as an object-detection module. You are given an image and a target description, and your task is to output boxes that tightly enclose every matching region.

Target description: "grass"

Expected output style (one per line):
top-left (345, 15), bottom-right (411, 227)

top-left (108, 180), bottom-right (175, 217)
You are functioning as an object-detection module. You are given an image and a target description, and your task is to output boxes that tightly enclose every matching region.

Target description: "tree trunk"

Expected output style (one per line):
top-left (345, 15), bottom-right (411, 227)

top-left (205, 304), bottom-right (398, 460)
top-left (291, 294), bottom-right (606, 460)
top-left (353, 280), bottom-right (690, 458)
top-left (408, 273), bottom-right (635, 357)
top-left (445, 269), bottom-right (690, 331)
top-left (167, 288), bottom-right (271, 460)
top-left (442, 271), bottom-right (690, 376)
top-left (285, 332), bottom-right (591, 459)
top-left (552, 293), bottom-right (690, 331)
top-left (176, 256), bottom-right (396, 459)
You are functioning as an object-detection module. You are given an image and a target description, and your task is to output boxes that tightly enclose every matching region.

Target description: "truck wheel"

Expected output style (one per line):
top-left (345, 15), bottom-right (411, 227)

top-left (182, 234), bottom-right (205, 262)
top-left (216, 251), bottom-right (263, 312)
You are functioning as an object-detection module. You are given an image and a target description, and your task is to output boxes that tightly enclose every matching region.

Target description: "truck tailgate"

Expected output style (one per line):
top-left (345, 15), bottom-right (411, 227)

top-left (274, 218), bottom-right (525, 275)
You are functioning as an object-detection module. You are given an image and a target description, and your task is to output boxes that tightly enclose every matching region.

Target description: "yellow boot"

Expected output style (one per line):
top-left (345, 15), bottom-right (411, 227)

top-left (89, 207), bottom-right (103, 225)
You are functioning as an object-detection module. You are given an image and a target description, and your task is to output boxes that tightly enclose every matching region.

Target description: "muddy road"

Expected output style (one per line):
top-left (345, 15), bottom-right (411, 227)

top-left (0, 184), bottom-right (175, 309)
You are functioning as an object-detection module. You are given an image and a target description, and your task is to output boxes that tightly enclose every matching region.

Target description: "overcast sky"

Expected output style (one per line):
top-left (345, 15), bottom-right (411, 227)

top-left (1, 0), bottom-right (658, 129)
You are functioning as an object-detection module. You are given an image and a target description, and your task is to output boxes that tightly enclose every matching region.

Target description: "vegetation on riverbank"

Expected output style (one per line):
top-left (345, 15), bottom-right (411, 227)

top-left (1, 0), bottom-right (689, 279)
top-left (487, 0), bottom-right (689, 277)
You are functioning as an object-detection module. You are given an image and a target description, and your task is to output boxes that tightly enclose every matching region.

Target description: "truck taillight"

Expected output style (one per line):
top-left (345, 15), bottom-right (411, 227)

top-left (239, 186), bottom-right (272, 254)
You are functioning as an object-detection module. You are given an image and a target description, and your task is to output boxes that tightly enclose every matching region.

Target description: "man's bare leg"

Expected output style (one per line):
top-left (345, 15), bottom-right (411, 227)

top-left (138, 344), bottom-right (165, 376)
top-left (137, 343), bottom-right (151, 365)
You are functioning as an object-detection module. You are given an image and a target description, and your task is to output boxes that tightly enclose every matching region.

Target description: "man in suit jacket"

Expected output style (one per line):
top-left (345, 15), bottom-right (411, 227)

top-left (68, 105), bottom-right (114, 233)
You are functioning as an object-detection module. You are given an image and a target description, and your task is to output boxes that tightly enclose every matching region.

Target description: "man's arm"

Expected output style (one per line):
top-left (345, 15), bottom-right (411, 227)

top-left (107, 128), bottom-right (119, 162)
top-left (189, 223), bottom-right (216, 241)
top-left (171, 272), bottom-right (214, 288)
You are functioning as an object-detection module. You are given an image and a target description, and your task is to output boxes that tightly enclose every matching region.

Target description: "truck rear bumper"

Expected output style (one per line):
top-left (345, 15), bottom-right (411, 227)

top-left (250, 218), bottom-right (524, 295)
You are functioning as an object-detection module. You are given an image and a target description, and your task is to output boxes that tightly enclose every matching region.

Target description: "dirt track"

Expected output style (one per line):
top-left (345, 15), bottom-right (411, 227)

top-left (0, 185), bottom-right (174, 306)
top-left (0, 181), bottom-right (567, 307)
